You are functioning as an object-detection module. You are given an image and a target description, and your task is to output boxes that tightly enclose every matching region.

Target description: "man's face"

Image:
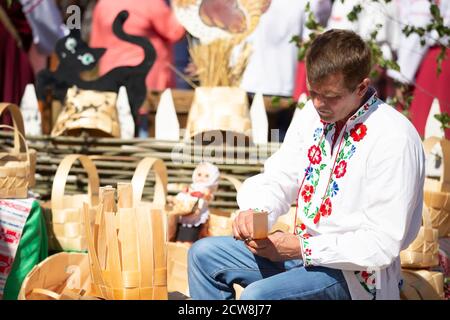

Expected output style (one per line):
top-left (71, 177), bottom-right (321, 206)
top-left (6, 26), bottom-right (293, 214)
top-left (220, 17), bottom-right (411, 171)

top-left (308, 73), bottom-right (369, 124)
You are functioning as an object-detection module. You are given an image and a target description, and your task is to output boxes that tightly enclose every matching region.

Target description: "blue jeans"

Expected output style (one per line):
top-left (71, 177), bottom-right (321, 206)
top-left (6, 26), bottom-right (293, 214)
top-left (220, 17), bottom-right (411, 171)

top-left (188, 236), bottom-right (351, 300)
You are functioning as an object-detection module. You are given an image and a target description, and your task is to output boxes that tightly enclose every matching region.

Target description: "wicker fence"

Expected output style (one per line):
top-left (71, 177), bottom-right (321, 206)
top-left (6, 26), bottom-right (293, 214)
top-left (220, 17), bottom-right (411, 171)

top-left (0, 132), bottom-right (280, 209)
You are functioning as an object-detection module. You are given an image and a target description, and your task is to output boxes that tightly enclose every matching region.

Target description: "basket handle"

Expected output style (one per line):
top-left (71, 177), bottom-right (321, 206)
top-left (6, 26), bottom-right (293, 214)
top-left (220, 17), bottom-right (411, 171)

top-left (51, 154), bottom-right (100, 212)
top-left (0, 124), bottom-right (30, 165)
top-left (401, 269), bottom-right (442, 300)
top-left (0, 103), bottom-right (26, 153)
top-left (220, 174), bottom-right (242, 192)
top-left (30, 288), bottom-right (61, 300)
top-left (423, 137), bottom-right (450, 185)
top-left (422, 206), bottom-right (433, 229)
top-left (131, 157), bottom-right (168, 207)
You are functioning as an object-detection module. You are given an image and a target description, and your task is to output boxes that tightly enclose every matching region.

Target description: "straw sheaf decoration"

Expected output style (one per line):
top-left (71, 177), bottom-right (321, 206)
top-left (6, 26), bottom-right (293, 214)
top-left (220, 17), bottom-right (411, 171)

top-left (174, 0), bottom-right (270, 86)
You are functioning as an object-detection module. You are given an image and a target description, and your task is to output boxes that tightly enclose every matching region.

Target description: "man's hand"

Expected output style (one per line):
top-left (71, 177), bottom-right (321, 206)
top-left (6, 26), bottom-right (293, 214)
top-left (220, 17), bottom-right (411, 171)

top-left (245, 231), bottom-right (303, 262)
top-left (232, 209), bottom-right (259, 241)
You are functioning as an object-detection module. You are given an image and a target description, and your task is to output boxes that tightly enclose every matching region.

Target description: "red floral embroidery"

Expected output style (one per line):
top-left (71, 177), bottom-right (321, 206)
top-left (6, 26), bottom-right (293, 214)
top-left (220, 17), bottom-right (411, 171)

top-left (304, 248), bottom-right (312, 256)
top-left (302, 233), bottom-right (311, 239)
top-left (350, 123), bottom-right (367, 142)
top-left (308, 145), bottom-right (322, 164)
top-left (334, 160), bottom-right (347, 179)
top-left (360, 271), bottom-right (376, 285)
top-left (301, 185), bottom-right (314, 203)
top-left (319, 198), bottom-right (332, 217)
top-left (313, 213), bottom-right (321, 224)
top-left (299, 223), bottom-right (306, 231)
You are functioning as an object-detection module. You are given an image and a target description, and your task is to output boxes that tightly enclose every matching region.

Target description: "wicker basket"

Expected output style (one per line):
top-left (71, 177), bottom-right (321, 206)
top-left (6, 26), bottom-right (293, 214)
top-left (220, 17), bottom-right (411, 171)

top-left (423, 190), bottom-right (450, 238)
top-left (49, 154), bottom-right (100, 251)
top-left (167, 242), bottom-right (190, 297)
top-left (422, 137), bottom-right (450, 238)
top-left (0, 103), bottom-right (36, 198)
top-left (400, 206), bottom-right (439, 268)
top-left (51, 86), bottom-right (120, 138)
top-left (85, 158), bottom-right (169, 300)
top-left (185, 87), bottom-right (251, 140)
top-left (18, 252), bottom-right (98, 300)
top-left (400, 269), bottom-right (444, 300)
top-left (423, 136), bottom-right (450, 193)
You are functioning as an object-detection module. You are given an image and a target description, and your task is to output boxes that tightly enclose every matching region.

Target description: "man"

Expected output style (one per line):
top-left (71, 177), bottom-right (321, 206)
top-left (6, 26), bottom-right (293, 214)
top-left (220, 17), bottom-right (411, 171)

top-left (188, 29), bottom-right (425, 300)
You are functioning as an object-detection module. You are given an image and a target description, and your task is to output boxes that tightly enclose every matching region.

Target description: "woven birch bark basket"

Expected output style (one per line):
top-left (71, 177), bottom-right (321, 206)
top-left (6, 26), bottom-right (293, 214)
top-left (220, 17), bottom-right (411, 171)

top-left (51, 87), bottom-right (120, 138)
top-left (84, 157), bottom-right (169, 300)
top-left (400, 206), bottom-right (439, 268)
top-left (0, 103), bottom-right (36, 198)
top-left (49, 154), bottom-right (100, 251)
top-left (400, 269), bottom-right (444, 300)
top-left (422, 137), bottom-right (450, 237)
top-left (167, 241), bottom-right (190, 297)
top-left (18, 252), bottom-right (99, 300)
top-left (184, 87), bottom-right (252, 141)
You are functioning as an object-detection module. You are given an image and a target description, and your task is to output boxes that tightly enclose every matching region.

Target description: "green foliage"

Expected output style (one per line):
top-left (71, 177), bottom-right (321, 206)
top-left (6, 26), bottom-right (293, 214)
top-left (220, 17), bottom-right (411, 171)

top-left (271, 96), bottom-right (281, 108)
top-left (297, 101), bottom-right (306, 110)
top-left (434, 113), bottom-right (450, 131)
top-left (347, 4), bottom-right (362, 22)
top-left (402, 3), bottom-right (449, 75)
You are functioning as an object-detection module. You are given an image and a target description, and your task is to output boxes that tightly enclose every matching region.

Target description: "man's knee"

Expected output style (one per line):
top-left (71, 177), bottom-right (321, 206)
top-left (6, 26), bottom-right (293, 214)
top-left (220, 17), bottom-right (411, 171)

top-left (188, 237), bottom-right (216, 268)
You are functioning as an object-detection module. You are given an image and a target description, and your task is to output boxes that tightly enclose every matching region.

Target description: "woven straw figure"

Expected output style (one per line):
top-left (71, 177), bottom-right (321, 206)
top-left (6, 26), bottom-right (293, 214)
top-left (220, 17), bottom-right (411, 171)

top-left (175, 162), bottom-right (220, 244)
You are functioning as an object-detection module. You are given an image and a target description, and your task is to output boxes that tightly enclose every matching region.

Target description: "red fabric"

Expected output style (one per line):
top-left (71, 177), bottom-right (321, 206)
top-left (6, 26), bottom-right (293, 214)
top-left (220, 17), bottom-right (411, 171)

top-left (0, 1), bottom-right (34, 106)
top-left (409, 46), bottom-right (450, 138)
top-left (293, 60), bottom-right (309, 100)
top-left (90, 0), bottom-right (185, 91)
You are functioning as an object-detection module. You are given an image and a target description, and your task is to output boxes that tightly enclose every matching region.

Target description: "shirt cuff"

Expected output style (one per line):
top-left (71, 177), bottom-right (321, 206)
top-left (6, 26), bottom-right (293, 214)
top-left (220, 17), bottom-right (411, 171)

top-left (298, 233), bottom-right (313, 266)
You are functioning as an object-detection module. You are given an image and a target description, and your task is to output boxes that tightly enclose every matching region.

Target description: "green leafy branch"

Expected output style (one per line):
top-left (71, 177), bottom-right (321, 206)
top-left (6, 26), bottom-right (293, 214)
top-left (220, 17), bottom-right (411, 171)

top-left (401, 3), bottom-right (449, 75)
top-left (434, 113), bottom-right (450, 132)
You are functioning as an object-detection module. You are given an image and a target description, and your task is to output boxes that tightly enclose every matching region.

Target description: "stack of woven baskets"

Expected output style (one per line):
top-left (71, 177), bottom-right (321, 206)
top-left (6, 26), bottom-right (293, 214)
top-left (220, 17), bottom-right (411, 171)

top-left (20, 157), bottom-right (171, 300)
top-left (399, 137), bottom-right (450, 300)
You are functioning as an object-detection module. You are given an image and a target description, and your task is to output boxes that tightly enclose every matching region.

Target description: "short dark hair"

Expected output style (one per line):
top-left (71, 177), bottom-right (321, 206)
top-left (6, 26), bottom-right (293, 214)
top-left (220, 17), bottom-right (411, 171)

top-left (305, 29), bottom-right (372, 91)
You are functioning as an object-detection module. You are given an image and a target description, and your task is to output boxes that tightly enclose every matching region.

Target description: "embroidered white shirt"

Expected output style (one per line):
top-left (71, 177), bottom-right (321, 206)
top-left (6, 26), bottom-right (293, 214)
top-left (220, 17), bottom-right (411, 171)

top-left (237, 92), bottom-right (425, 300)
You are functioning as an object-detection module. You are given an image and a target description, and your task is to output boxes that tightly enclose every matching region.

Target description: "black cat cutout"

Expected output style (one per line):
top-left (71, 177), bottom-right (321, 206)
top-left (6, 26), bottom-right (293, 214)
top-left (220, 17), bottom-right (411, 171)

top-left (36, 10), bottom-right (156, 119)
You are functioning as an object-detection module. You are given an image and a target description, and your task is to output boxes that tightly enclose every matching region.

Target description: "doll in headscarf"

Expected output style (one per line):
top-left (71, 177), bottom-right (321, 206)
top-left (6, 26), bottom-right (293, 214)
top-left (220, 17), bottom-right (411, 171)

top-left (175, 162), bottom-right (220, 244)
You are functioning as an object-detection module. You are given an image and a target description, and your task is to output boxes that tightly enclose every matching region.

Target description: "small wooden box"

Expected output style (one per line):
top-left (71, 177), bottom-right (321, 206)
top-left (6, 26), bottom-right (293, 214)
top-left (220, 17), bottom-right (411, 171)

top-left (253, 211), bottom-right (268, 240)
